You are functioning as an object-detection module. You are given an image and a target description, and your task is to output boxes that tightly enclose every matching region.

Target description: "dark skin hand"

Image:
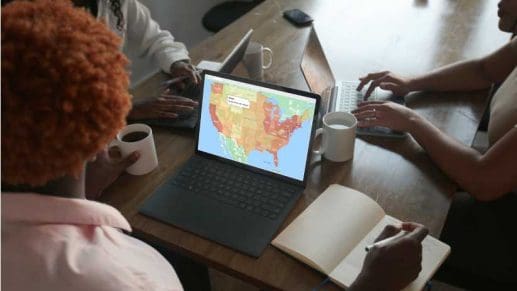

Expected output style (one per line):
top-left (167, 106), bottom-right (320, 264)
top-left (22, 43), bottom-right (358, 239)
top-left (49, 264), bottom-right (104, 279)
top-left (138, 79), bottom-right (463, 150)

top-left (85, 147), bottom-right (139, 200)
top-left (129, 93), bottom-right (198, 120)
top-left (127, 60), bottom-right (201, 121)
top-left (168, 60), bottom-right (202, 91)
top-left (349, 222), bottom-right (429, 291)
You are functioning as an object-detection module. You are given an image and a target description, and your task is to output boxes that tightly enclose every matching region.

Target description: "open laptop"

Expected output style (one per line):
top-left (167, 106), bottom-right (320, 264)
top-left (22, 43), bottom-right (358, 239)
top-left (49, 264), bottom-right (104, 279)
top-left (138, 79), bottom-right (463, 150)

top-left (137, 29), bottom-right (254, 129)
top-left (196, 29), bottom-right (253, 73)
top-left (139, 70), bottom-right (320, 257)
top-left (301, 26), bottom-right (406, 138)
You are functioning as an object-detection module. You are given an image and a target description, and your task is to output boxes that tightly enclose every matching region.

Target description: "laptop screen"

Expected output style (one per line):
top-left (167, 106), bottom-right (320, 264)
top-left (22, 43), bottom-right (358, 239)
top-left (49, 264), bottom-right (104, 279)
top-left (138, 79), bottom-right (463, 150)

top-left (197, 73), bottom-right (318, 182)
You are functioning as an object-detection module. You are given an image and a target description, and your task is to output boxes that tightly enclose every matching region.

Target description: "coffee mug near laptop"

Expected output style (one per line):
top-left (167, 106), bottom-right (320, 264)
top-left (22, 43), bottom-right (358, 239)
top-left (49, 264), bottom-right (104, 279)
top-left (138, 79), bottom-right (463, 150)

top-left (243, 41), bottom-right (273, 81)
top-left (111, 123), bottom-right (158, 175)
top-left (313, 111), bottom-right (356, 162)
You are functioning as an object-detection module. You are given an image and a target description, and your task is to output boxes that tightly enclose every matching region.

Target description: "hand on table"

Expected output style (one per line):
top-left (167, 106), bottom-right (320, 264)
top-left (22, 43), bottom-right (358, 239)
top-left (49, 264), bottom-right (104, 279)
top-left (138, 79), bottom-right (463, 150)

top-left (352, 101), bottom-right (419, 132)
top-left (357, 71), bottom-right (413, 99)
top-left (350, 222), bottom-right (429, 291)
top-left (85, 147), bottom-right (140, 200)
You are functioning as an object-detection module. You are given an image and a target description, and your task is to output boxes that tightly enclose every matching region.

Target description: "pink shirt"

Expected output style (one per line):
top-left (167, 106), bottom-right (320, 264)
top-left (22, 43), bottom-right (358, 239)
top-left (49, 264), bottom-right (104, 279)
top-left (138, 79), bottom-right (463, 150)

top-left (1, 193), bottom-right (183, 291)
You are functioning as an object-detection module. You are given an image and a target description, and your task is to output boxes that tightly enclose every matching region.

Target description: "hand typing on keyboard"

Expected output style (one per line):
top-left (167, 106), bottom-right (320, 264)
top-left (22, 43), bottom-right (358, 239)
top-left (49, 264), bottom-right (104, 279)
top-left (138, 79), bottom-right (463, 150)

top-left (352, 100), bottom-right (417, 132)
top-left (356, 71), bottom-right (412, 99)
top-left (128, 89), bottom-right (199, 120)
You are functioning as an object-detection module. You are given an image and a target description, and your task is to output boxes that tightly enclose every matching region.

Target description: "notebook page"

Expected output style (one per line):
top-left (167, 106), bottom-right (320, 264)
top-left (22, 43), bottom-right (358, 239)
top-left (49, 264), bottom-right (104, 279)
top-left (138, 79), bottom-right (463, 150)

top-left (272, 184), bottom-right (385, 274)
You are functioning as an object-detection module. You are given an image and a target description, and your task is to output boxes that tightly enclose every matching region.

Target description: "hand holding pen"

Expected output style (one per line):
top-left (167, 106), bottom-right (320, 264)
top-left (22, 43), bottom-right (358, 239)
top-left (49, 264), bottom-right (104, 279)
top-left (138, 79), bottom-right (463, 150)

top-left (349, 222), bottom-right (428, 291)
top-left (168, 60), bottom-right (202, 91)
top-left (161, 76), bottom-right (190, 89)
top-left (366, 222), bottom-right (428, 251)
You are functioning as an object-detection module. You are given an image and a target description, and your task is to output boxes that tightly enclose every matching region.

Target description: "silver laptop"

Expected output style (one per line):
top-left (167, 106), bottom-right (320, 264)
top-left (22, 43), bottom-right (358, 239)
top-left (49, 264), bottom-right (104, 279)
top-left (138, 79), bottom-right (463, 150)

top-left (197, 29), bottom-right (253, 73)
top-left (301, 26), bottom-right (406, 138)
top-left (139, 29), bottom-right (254, 129)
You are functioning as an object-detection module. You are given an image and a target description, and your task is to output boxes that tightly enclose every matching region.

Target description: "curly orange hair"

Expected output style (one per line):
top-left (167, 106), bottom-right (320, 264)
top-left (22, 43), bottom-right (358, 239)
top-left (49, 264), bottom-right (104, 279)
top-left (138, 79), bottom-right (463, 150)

top-left (2, 0), bottom-right (131, 186)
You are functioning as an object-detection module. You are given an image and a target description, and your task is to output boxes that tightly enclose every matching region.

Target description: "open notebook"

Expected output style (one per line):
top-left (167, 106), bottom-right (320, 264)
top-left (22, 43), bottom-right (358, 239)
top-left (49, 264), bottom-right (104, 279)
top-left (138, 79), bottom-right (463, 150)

top-left (272, 184), bottom-right (450, 291)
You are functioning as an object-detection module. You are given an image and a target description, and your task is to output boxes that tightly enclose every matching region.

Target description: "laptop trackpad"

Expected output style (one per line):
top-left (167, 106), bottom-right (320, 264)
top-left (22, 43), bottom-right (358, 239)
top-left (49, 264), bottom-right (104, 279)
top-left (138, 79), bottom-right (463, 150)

top-left (140, 184), bottom-right (282, 257)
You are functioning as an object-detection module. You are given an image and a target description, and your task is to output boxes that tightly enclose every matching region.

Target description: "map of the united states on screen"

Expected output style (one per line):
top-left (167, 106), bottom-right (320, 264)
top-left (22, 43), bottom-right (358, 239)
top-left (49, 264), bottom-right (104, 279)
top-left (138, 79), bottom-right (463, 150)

top-left (198, 76), bottom-right (316, 181)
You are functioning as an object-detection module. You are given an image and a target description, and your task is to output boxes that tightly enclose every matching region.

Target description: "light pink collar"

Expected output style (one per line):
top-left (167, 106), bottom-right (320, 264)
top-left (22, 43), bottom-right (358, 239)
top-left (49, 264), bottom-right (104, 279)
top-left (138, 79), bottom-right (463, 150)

top-left (2, 193), bottom-right (131, 231)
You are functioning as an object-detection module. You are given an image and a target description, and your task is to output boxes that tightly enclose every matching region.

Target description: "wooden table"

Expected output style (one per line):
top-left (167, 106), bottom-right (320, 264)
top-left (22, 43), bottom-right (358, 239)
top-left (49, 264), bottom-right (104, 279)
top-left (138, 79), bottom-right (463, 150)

top-left (102, 0), bottom-right (508, 290)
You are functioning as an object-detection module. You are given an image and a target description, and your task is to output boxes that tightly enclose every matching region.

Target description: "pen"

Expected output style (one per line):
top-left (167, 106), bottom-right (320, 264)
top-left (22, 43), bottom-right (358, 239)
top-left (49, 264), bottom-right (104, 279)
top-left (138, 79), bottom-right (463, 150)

top-left (160, 76), bottom-right (190, 88)
top-left (365, 231), bottom-right (407, 252)
top-left (160, 67), bottom-right (204, 87)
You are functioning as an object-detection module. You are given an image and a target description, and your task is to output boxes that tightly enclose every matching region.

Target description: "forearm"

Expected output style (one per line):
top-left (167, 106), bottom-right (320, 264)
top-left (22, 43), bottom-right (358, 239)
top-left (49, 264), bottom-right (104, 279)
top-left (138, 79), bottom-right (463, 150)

top-left (408, 115), bottom-right (500, 200)
top-left (408, 59), bottom-right (493, 93)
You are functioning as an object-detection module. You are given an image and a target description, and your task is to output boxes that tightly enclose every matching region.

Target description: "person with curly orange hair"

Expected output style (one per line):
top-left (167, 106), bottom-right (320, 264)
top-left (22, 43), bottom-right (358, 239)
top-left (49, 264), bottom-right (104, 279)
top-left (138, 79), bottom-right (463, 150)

top-left (0, 0), bottom-right (202, 199)
top-left (1, 1), bottom-right (183, 289)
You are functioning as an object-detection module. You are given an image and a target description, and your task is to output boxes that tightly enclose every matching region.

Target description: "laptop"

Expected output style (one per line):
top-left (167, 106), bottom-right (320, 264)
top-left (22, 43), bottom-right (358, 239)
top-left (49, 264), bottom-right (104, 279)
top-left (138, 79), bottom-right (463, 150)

top-left (139, 70), bottom-right (320, 257)
top-left (301, 26), bottom-right (406, 138)
top-left (136, 29), bottom-right (254, 129)
top-left (196, 29), bottom-right (253, 73)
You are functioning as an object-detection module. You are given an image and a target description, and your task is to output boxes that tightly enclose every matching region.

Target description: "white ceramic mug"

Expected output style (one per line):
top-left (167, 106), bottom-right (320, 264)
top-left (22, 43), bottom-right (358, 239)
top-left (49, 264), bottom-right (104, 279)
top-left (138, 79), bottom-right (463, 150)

top-left (312, 111), bottom-right (357, 162)
top-left (111, 123), bottom-right (158, 175)
top-left (243, 41), bottom-right (273, 80)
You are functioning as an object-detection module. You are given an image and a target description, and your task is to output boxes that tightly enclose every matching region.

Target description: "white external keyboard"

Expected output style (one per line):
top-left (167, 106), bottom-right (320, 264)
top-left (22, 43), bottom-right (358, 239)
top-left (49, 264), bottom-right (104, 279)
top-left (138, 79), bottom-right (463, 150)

top-left (335, 81), bottom-right (379, 112)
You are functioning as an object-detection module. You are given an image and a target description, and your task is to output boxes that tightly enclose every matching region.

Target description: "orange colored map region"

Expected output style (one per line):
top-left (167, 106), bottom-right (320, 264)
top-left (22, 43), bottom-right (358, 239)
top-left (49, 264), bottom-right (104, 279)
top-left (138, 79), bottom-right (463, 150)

top-left (262, 101), bottom-right (305, 166)
top-left (212, 83), bottom-right (223, 94)
top-left (209, 83), bottom-right (308, 167)
top-left (209, 103), bottom-right (223, 132)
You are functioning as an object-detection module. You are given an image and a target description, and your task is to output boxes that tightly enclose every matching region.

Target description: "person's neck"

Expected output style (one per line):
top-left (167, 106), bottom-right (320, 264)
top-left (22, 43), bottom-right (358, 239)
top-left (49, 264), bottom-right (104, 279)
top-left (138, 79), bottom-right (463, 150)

top-left (3, 169), bottom-right (86, 199)
top-left (39, 172), bottom-right (86, 199)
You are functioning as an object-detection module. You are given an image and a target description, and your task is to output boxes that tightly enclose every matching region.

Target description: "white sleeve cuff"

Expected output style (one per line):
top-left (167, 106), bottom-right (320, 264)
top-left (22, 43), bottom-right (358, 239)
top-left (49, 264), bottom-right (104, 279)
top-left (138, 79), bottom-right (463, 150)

top-left (154, 42), bottom-right (191, 73)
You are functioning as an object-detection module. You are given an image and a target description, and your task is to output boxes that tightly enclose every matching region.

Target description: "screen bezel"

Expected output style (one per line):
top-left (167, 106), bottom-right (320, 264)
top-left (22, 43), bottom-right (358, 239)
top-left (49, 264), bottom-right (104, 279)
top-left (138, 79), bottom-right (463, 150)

top-left (195, 70), bottom-right (321, 187)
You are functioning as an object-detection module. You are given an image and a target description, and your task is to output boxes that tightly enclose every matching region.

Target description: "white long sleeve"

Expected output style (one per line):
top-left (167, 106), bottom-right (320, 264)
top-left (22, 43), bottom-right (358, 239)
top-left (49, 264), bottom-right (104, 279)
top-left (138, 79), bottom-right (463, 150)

top-left (98, 0), bottom-right (190, 73)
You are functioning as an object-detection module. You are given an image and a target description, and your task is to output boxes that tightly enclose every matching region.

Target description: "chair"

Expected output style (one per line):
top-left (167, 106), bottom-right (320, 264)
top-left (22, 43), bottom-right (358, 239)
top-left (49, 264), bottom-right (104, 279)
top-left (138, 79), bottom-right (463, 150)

top-left (202, 0), bottom-right (264, 33)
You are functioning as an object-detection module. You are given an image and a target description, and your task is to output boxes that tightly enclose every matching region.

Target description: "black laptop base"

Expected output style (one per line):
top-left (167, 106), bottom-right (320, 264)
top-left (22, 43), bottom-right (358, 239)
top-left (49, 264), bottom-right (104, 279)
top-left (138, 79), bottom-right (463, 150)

top-left (139, 155), bottom-right (304, 257)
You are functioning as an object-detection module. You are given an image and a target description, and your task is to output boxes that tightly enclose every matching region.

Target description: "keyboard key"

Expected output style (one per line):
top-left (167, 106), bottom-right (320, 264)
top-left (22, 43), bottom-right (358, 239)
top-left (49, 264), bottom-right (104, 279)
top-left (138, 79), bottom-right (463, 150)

top-left (336, 81), bottom-right (379, 112)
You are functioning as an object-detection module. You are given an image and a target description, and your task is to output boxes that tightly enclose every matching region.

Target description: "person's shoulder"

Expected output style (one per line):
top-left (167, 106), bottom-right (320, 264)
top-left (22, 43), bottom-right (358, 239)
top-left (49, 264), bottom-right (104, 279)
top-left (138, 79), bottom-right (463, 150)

top-left (509, 37), bottom-right (517, 55)
top-left (70, 232), bottom-right (182, 290)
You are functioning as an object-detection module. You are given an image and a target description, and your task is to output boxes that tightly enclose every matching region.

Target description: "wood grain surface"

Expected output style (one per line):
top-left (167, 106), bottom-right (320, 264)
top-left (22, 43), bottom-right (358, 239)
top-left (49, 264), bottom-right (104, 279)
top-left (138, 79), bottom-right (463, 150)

top-left (101, 0), bottom-right (509, 289)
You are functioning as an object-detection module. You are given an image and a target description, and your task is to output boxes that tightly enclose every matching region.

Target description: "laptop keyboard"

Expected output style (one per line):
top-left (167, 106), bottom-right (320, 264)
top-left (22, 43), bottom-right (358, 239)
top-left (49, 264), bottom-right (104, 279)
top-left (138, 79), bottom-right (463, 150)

top-left (335, 81), bottom-right (379, 112)
top-left (171, 157), bottom-right (300, 220)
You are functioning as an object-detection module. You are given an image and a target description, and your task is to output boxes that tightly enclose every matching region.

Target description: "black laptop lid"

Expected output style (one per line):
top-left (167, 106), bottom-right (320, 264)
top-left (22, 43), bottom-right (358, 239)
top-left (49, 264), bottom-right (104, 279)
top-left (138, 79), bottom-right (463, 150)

top-left (195, 71), bottom-right (320, 186)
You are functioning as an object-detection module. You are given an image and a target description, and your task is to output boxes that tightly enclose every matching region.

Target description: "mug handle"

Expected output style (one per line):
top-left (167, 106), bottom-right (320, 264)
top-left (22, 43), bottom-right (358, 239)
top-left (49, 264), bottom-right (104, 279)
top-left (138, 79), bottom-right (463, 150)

top-left (109, 138), bottom-right (121, 149)
top-left (108, 138), bottom-right (128, 158)
top-left (262, 47), bottom-right (273, 69)
top-left (312, 128), bottom-right (326, 155)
